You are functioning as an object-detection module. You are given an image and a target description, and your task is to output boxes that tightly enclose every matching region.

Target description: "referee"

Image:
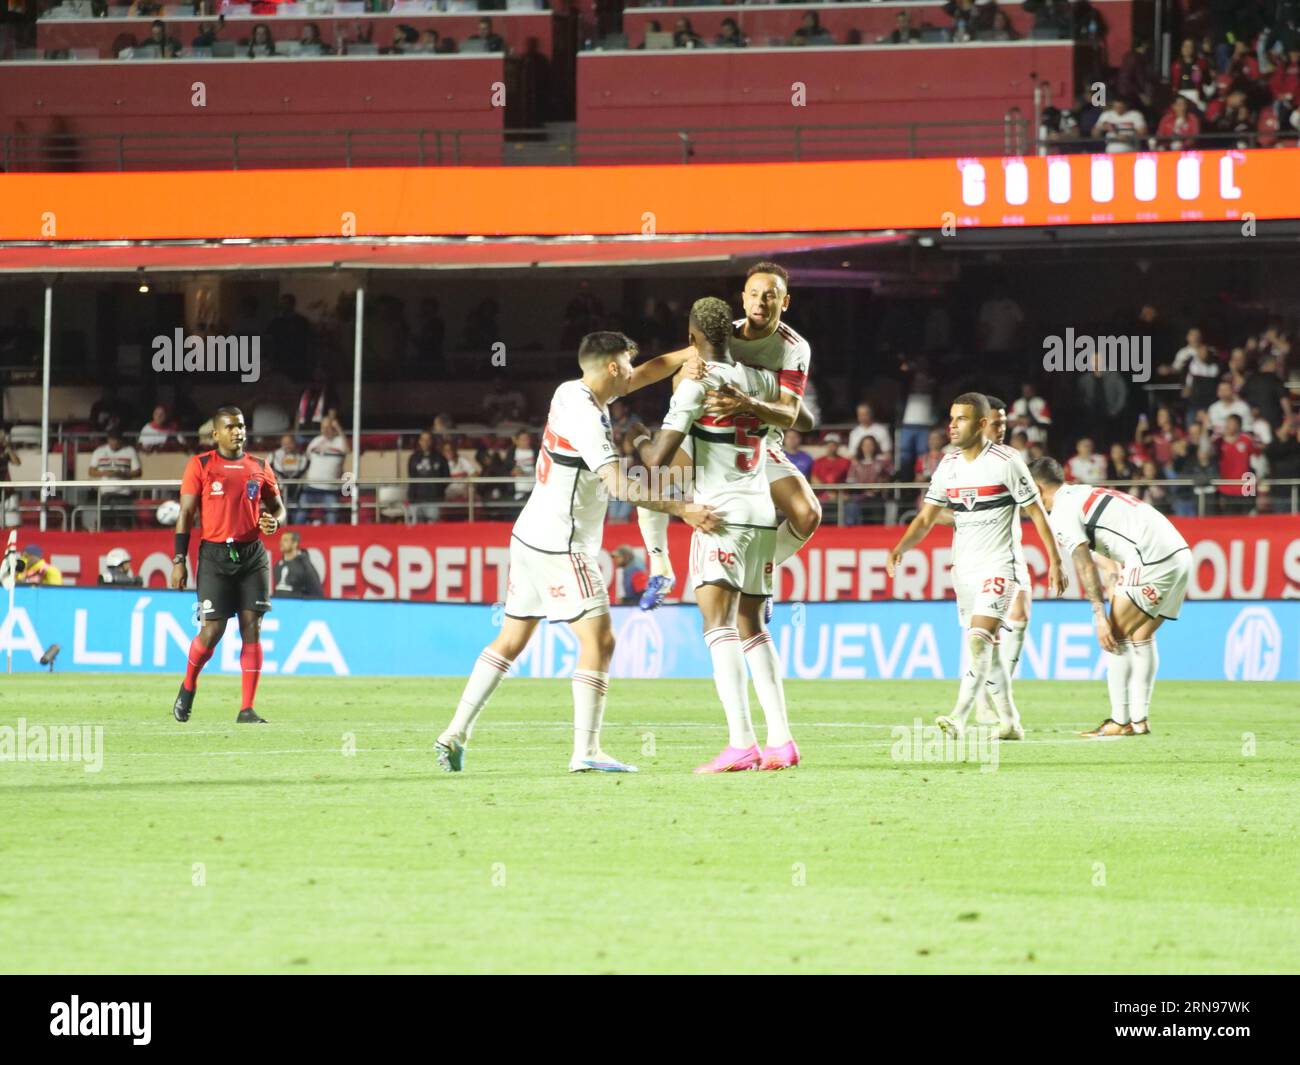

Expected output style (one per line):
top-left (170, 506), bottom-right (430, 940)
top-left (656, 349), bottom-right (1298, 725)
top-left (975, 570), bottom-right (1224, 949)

top-left (170, 405), bottom-right (288, 724)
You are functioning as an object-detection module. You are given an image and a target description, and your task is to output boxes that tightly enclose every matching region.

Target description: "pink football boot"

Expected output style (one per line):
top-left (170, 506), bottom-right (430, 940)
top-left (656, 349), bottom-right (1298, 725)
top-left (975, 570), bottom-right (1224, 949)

top-left (694, 744), bottom-right (762, 774)
top-left (759, 740), bottom-right (801, 771)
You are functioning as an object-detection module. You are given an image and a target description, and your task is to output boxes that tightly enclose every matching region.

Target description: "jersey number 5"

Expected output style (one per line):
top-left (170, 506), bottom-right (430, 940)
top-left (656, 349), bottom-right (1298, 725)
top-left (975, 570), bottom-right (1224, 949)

top-left (734, 415), bottom-right (763, 472)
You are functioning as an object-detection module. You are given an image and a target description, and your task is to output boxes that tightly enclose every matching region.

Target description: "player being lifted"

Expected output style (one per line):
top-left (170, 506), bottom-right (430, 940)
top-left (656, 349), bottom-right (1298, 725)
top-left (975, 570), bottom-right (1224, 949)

top-left (630, 263), bottom-right (820, 612)
top-left (628, 297), bottom-right (800, 772)
top-left (887, 393), bottom-right (1066, 739)
top-left (1029, 457), bottom-right (1191, 737)
top-left (434, 332), bottom-right (719, 774)
top-left (170, 406), bottom-right (287, 724)
top-left (933, 395), bottom-right (1033, 726)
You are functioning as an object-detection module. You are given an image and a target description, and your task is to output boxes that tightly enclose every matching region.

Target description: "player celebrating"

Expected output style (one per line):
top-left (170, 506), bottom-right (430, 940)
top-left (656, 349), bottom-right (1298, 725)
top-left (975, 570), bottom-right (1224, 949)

top-left (1028, 457), bottom-right (1191, 737)
top-left (934, 395), bottom-right (1033, 725)
top-left (434, 332), bottom-right (719, 774)
top-left (633, 262), bottom-right (820, 611)
top-left (886, 393), bottom-right (1066, 739)
top-left (170, 406), bottom-right (286, 724)
top-left (630, 297), bottom-right (799, 772)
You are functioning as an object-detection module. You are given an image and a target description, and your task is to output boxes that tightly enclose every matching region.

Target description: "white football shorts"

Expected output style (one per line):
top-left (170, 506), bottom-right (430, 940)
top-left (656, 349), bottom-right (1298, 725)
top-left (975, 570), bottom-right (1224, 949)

top-left (504, 537), bottom-right (609, 624)
top-left (1116, 549), bottom-right (1192, 621)
top-left (689, 525), bottom-right (776, 597)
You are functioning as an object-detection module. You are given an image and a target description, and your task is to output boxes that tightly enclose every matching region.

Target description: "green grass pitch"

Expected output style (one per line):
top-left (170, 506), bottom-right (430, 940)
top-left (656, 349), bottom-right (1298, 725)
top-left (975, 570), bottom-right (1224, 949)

top-left (2, 675), bottom-right (1297, 974)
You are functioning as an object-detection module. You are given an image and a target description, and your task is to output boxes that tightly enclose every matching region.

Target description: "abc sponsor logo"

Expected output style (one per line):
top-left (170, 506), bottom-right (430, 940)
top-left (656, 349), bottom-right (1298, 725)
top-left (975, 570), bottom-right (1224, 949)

top-left (1223, 606), bottom-right (1282, 681)
top-left (707, 549), bottom-right (736, 567)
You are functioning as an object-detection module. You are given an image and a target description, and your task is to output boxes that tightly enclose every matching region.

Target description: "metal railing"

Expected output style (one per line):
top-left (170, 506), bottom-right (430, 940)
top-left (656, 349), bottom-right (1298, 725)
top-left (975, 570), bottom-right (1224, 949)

top-left (4, 476), bottom-right (1299, 529)
top-left (0, 118), bottom-right (1026, 171)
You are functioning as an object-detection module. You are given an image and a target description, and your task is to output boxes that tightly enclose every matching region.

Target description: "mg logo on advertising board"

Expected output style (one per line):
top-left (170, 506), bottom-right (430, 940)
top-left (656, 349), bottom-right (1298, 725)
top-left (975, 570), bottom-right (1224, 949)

top-left (612, 613), bottom-right (665, 679)
top-left (1223, 606), bottom-right (1282, 681)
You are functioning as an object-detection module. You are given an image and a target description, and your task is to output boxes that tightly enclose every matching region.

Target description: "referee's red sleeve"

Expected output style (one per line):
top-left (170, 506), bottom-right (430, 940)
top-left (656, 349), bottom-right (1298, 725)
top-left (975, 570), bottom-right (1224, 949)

top-left (180, 456), bottom-right (203, 496)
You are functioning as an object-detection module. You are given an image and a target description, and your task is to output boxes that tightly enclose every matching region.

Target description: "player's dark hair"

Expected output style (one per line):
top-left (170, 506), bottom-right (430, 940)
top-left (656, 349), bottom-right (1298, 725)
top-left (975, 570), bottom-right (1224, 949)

top-left (689, 296), bottom-right (732, 355)
top-left (744, 261), bottom-right (790, 289)
top-left (214, 405), bottom-right (244, 424)
top-left (984, 394), bottom-right (1007, 412)
top-left (577, 331), bottom-right (637, 370)
top-left (1028, 456), bottom-right (1065, 486)
top-left (952, 392), bottom-right (989, 418)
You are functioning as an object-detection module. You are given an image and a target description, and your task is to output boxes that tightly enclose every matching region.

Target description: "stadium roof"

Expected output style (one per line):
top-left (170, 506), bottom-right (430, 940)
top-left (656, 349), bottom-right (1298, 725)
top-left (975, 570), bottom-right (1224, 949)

top-left (0, 233), bottom-right (904, 275)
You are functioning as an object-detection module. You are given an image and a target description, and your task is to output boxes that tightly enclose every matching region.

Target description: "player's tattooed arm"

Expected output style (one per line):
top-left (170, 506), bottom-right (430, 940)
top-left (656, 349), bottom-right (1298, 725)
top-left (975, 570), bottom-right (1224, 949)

top-left (1073, 543), bottom-right (1118, 652)
top-left (1022, 500), bottom-right (1068, 598)
top-left (627, 347), bottom-right (693, 393)
top-left (885, 502), bottom-right (944, 577)
top-left (704, 384), bottom-right (799, 429)
top-left (170, 492), bottom-right (200, 590)
top-left (596, 457), bottom-right (719, 532)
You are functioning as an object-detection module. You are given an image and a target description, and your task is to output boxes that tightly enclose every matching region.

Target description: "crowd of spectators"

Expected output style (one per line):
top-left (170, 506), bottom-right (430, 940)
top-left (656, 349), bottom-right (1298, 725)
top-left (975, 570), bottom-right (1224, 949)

top-left (104, 14), bottom-right (507, 58)
top-left (628, 1), bottom-right (1090, 51)
top-left (1046, 13), bottom-right (1300, 152)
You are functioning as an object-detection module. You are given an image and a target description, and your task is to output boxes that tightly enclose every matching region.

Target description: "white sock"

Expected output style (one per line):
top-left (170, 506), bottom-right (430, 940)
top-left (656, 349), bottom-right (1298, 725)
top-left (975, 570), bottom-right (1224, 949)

top-left (772, 518), bottom-right (812, 567)
top-left (984, 642), bottom-right (1020, 730)
top-left (705, 626), bottom-right (756, 749)
top-left (1003, 618), bottom-right (1028, 679)
top-left (571, 669), bottom-right (609, 759)
top-left (1106, 641), bottom-right (1132, 724)
top-left (952, 629), bottom-right (996, 725)
top-left (638, 508), bottom-right (673, 579)
top-left (1128, 638), bottom-right (1158, 723)
top-left (442, 648), bottom-right (511, 743)
top-left (742, 632), bottom-right (792, 747)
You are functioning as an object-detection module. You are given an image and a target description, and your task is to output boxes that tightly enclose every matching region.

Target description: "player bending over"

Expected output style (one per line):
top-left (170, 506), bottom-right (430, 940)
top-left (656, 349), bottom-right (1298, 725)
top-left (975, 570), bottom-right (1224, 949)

top-left (629, 296), bottom-right (799, 772)
top-left (434, 332), bottom-right (719, 774)
top-left (933, 395), bottom-right (1033, 726)
top-left (171, 406), bottom-right (287, 724)
top-left (629, 263), bottom-right (821, 612)
top-left (887, 393), bottom-right (1066, 740)
top-left (1029, 457), bottom-right (1191, 737)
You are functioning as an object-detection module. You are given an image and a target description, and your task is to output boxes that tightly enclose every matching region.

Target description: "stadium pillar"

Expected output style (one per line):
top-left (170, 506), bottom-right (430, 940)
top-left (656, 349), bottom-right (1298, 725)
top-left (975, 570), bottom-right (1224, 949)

top-left (351, 284), bottom-right (365, 526)
top-left (40, 283), bottom-right (52, 533)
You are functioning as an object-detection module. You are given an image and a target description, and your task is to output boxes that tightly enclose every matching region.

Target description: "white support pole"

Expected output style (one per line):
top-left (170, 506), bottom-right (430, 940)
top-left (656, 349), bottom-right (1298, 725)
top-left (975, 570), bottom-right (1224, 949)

top-left (40, 283), bottom-right (52, 533)
top-left (351, 284), bottom-right (365, 526)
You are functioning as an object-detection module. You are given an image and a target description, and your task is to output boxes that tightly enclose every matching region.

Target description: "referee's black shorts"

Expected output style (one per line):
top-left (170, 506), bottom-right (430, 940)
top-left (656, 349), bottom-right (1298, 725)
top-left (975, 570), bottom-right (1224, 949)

top-left (197, 540), bottom-right (272, 621)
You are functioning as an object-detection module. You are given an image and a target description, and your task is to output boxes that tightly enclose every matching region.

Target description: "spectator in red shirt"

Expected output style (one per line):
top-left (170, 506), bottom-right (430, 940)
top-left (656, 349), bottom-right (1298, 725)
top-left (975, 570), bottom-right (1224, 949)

top-left (1217, 414), bottom-right (1258, 508)
top-left (1156, 95), bottom-right (1201, 149)
top-left (843, 436), bottom-right (894, 525)
top-left (1148, 405), bottom-right (1185, 469)
top-left (1270, 43), bottom-right (1300, 102)
top-left (811, 433), bottom-right (852, 521)
top-left (1226, 39), bottom-right (1261, 84)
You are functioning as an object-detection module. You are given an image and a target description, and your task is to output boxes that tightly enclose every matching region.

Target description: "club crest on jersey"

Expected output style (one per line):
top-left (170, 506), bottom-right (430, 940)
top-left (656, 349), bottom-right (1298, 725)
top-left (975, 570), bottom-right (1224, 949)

top-left (958, 488), bottom-right (979, 510)
top-left (246, 480), bottom-right (261, 501)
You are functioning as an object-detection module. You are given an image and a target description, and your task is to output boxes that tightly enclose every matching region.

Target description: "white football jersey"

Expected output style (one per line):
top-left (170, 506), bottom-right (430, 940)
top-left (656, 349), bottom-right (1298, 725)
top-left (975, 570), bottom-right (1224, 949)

top-left (924, 440), bottom-right (1040, 576)
top-left (662, 360), bottom-right (779, 527)
top-left (728, 318), bottom-right (810, 451)
top-left (512, 379), bottom-right (618, 556)
top-left (1048, 483), bottom-right (1189, 567)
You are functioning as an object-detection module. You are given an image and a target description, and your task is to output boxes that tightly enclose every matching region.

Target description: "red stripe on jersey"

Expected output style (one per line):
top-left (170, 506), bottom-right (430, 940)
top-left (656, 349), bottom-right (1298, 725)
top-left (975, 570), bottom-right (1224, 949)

top-left (988, 444), bottom-right (1015, 461)
top-left (697, 413), bottom-right (737, 428)
top-left (777, 369), bottom-right (807, 396)
top-left (945, 484), bottom-right (1008, 498)
top-left (543, 424), bottom-right (580, 456)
